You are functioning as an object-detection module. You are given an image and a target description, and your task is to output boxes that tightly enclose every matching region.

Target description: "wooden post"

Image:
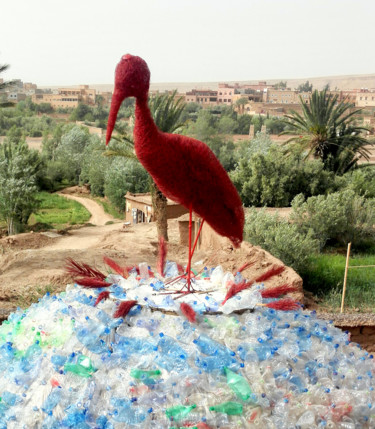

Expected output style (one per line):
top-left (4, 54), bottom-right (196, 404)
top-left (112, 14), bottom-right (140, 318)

top-left (340, 242), bottom-right (352, 313)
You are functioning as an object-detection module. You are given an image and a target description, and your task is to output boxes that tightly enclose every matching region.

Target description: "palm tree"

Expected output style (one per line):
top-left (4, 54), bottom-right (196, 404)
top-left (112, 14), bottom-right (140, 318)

top-left (282, 89), bottom-right (372, 174)
top-left (105, 90), bottom-right (186, 240)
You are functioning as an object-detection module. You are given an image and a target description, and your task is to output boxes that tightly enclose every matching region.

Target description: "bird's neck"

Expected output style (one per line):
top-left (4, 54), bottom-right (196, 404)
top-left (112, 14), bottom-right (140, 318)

top-left (134, 97), bottom-right (159, 146)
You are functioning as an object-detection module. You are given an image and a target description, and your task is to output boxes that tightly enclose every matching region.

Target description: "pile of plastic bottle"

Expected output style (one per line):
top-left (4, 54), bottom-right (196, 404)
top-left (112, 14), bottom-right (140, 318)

top-left (0, 262), bottom-right (374, 428)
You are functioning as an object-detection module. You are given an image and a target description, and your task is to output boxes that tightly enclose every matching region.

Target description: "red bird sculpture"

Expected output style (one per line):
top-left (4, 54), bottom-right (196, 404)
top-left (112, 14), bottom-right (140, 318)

top-left (106, 54), bottom-right (244, 290)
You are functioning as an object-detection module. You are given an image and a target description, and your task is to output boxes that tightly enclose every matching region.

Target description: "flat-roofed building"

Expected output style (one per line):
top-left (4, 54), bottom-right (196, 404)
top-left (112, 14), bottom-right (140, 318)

top-left (356, 89), bottom-right (375, 107)
top-left (217, 83), bottom-right (234, 105)
top-left (185, 89), bottom-right (217, 106)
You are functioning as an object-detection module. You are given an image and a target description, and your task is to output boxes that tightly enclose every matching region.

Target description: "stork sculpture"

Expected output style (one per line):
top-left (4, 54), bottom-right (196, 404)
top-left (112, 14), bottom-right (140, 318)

top-left (106, 54), bottom-right (244, 292)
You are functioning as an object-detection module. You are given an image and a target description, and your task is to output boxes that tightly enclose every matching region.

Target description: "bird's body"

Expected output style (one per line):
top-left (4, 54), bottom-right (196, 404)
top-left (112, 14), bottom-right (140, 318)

top-left (106, 54), bottom-right (244, 247)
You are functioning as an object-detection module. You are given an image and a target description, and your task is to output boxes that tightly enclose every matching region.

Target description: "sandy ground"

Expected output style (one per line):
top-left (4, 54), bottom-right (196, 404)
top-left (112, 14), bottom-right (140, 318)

top-left (0, 193), bottom-right (208, 312)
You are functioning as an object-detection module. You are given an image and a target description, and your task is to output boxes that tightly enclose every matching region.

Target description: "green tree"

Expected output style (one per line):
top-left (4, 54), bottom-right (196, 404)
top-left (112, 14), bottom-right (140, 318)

top-left (235, 97), bottom-right (249, 115)
top-left (264, 117), bottom-right (286, 134)
top-left (185, 109), bottom-right (215, 141)
top-left (0, 64), bottom-right (17, 108)
top-left (237, 114), bottom-right (252, 135)
top-left (206, 137), bottom-right (237, 172)
top-left (80, 138), bottom-right (111, 196)
top-left (217, 115), bottom-right (237, 134)
top-left (54, 126), bottom-right (92, 183)
top-left (274, 81), bottom-right (287, 90)
top-left (251, 115), bottom-right (265, 134)
top-left (297, 80), bottom-right (313, 92)
top-left (0, 140), bottom-right (41, 234)
top-left (104, 158), bottom-right (149, 211)
top-left (70, 103), bottom-right (92, 121)
top-left (282, 89), bottom-right (372, 174)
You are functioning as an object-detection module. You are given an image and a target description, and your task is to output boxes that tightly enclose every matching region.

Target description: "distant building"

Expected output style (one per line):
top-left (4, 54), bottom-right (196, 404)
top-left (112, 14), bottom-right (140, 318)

top-left (32, 85), bottom-right (100, 109)
top-left (265, 89), bottom-right (311, 104)
top-left (356, 89), bottom-right (375, 108)
top-left (23, 82), bottom-right (37, 92)
top-left (7, 92), bottom-right (26, 102)
top-left (185, 89), bottom-right (217, 106)
top-left (217, 83), bottom-right (235, 105)
top-left (124, 192), bottom-right (188, 224)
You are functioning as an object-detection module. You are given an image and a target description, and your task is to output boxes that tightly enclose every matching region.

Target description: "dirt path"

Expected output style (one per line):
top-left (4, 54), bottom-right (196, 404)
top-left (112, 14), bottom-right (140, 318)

top-left (43, 223), bottom-right (121, 251)
top-left (58, 193), bottom-right (116, 226)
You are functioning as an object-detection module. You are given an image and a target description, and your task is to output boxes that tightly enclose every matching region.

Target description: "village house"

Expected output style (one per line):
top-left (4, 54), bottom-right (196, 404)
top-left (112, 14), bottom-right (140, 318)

top-left (32, 85), bottom-right (97, 109)
top-left (217, 83), bottom-right (235, 105)
top-left (124, 192), bottom-right (188, 224)
top-left (356, 89), bottom-right (375, 108)
top-left (185, 89), bottom-right (217, 106)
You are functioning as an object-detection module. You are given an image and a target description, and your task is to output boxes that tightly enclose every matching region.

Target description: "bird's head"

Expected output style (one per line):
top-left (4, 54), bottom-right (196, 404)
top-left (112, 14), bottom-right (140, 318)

top-left (106, 54), bottom-right (150, 145)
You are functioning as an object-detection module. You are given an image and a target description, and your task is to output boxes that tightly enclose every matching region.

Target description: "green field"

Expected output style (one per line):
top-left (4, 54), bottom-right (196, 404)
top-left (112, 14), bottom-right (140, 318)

top-left (28, 192), bottom-right (91, 228)
top-left (302, 251), bottom-right (375, 311)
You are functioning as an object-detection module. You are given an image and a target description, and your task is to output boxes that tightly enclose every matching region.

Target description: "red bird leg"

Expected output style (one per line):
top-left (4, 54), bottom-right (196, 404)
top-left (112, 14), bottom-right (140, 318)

top-left (190, 218), bottom-right (205, 260)
top-left (186, 205), bottom-right (193, 292)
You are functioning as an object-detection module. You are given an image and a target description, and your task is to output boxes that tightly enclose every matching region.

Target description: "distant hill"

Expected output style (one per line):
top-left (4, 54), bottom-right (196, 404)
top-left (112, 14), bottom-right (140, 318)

top-left (41, 73), bottom-right (375, 93)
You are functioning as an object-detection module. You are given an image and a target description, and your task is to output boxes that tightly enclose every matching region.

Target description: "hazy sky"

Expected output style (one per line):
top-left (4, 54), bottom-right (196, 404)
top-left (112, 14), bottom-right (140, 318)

top-left (1, 0), bottom-right (374, 86)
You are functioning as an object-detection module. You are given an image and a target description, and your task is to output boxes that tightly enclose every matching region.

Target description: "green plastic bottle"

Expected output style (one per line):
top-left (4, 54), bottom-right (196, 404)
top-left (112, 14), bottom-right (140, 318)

top-left (165, 404), bottom-right (197, 421)
top-left (209, 401), bottom-right (243, 415)
top-left (224, 367), bottom-right (252, 401)
top-left (130, 368), bottom-right (161, 384)
top-left (64, 355), bottom-right (96, 378)
top-left (130, 368), bottom-right (161, 379)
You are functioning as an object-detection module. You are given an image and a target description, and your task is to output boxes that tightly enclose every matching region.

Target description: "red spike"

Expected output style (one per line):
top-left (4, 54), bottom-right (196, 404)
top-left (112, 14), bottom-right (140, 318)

top-left (113, 300), bottom-right (138, 319)
top-left (255, 265), bottom-right (285, 283)
top-left (157, 236), bottom-right (167, 276)
top-left (75, 277), bottom-right (111, 288)
top-left (66, 258), bottom-right (106, 280)
top-left (103, 256), bottom-right (129, 278)
top-left (176, 263), bottom-right (185, 275)
top-left (233, 261), bottom-right (255, 275)
top-left (265, 298), bottom-right (300, 311)
top-left (221, 280), bottom-right (253, 305)
top-left (261, 284), bottom-right (298, 299)
top-left (94, 291), bottom-right (110, 306)
top-left (180, 302), bottom-right (197, 323)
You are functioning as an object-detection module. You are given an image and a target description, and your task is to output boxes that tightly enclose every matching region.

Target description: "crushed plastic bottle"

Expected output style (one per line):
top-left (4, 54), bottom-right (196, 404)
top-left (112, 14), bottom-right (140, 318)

top-left (224, 367), bottom-right (253, 401)
top-left (139, 262), bottom-right (150, 280)
top-left (0, 262), bottom-right (375, 428)
top-left (209, 401), bottom-right (243, 415)
top-left (164, 261), bottom-right (179, 278)
top-left (166, 404), bottom-right (197, 421)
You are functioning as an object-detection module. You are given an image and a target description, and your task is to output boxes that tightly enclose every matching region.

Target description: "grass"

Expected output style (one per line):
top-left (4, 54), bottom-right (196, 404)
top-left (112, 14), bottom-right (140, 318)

top-left (93, 196), bottom-right (124, 220)
top-left (28, 192), bottom-right (91, 228)
top-left (302, 250), bottom-right (375, 312)
top-left (16, 285), bottom-right (57, 308)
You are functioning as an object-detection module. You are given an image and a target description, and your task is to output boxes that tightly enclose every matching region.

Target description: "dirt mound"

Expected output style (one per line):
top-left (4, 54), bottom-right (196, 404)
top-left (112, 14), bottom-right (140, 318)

top-left (59, 185), bottom-right (90, 195)
top-left (0, 232), bottom-right (56, 252)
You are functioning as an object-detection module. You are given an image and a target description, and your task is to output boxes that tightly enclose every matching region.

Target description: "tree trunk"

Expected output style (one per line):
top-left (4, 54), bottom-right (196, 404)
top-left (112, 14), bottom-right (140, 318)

top-left (151, 181), bottom-right (168, 241)
top-left (7, 217), bottom-right (15, 236)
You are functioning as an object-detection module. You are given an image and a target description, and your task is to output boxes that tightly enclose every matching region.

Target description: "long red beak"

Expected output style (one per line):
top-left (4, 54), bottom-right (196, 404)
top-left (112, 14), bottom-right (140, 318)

top-left (106, 89), bottom-right (124, 145)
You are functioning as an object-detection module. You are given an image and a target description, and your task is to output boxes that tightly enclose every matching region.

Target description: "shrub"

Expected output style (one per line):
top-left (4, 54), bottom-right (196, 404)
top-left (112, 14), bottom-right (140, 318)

top-left (343, 167), bottom-right (375, 198)
top-left (290, 190), bottom-right (375, 249)
top-left (231, 145), bottom-right (339, 207)
top-left (245, 208), bottom-right (319, 273)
